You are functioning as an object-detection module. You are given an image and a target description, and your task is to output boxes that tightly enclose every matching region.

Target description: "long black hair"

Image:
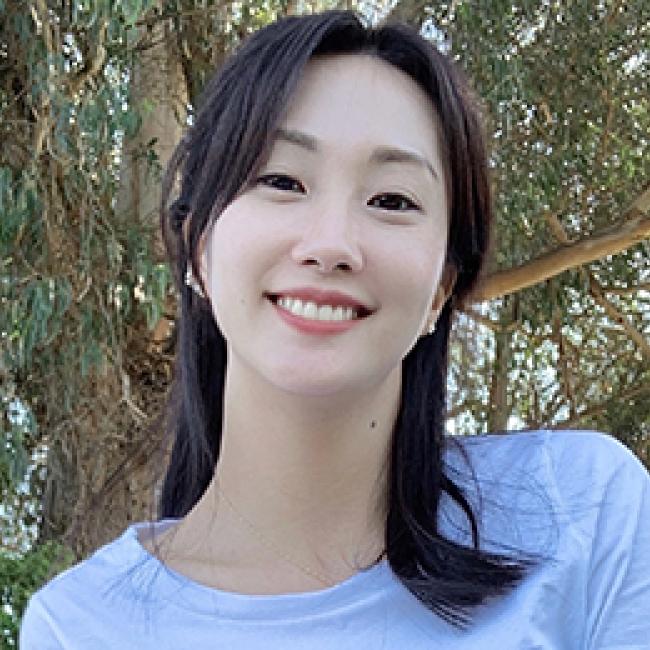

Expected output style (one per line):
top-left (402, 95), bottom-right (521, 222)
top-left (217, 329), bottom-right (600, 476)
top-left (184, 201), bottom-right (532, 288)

top-left (159, 10), bottom-right (533, 628)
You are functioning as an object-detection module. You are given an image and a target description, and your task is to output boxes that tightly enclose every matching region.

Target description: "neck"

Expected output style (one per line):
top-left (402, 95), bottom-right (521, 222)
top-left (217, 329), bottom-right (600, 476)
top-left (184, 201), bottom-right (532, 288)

top-left (170, 355), bottom-right (401, 586)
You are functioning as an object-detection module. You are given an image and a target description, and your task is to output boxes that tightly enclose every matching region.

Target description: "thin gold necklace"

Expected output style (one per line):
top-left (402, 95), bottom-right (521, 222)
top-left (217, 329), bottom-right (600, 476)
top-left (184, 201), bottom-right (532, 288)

top-left (214, 478), bottom-right (385, 588)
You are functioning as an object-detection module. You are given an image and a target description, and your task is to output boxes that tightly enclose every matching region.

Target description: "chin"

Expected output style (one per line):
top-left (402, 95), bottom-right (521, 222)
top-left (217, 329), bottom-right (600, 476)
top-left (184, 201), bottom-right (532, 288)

top-left (267, 366), bottom-right (395, 400)
top-left (274, 378), bottom-right (360, 398)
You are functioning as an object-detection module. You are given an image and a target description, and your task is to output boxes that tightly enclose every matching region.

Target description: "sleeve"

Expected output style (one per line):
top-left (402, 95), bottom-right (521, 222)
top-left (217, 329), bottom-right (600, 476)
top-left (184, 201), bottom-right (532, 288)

top-left (582, 437), bottom-right (650, 649)
top-left (19, 594), bottom-right (65, 650)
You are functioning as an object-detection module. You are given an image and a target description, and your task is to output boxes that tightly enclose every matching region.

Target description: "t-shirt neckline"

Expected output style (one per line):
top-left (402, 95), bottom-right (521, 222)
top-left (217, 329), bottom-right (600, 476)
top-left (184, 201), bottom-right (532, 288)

top-left (122, 519), bottom-right (394, 622)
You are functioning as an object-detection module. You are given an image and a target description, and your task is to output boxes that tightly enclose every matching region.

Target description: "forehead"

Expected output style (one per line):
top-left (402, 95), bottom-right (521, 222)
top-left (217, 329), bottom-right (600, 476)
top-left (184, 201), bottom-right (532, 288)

top-left (279, 54), bottom-right (442, 164)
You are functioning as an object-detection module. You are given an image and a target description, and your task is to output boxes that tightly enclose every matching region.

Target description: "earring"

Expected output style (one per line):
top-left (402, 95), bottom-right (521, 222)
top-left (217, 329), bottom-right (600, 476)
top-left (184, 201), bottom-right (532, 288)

top-left (185, 266), bottom-right (205, 298)
top-left (420, 315), bottom-right (437, 337)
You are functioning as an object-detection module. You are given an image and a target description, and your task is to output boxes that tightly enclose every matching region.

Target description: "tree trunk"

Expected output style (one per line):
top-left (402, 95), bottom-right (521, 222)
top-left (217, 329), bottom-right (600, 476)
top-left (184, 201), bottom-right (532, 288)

top-left (487, 300), bottom-right (516, 432)
top-left (116, 21), bottom-right (188, 235)
top-left (39, 20), bottom-right (187, 558)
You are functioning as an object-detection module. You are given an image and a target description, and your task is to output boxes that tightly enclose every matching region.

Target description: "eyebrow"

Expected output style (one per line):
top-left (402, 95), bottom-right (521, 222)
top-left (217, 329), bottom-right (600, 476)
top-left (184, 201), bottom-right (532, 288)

top-left (274, 127), bottom-right (439, 180)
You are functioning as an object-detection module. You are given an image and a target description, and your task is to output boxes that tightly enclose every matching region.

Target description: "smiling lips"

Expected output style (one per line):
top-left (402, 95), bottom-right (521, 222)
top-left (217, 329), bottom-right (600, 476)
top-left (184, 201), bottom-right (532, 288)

top-left (265, 287), bottom-right (374, 334)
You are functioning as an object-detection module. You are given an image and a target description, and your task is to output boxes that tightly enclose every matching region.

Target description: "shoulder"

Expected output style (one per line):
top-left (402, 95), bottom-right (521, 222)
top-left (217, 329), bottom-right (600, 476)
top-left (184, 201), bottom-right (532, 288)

top-left (20, 524), bottom-right (153, 647)
top-left (441, 431), bottom-right (650, 646)
top-left (442, 430), bottom-right (649, 552)
top-left (506, 430), bottom-right (650, 646)
top-left (535, 428), bottom-right (644, 476)
top-left (31, 524), bottom-right (143, 598)
top-left (449, 428), bottom-right (649, 516)
top-left (448, 428), bottom-right (646, 492)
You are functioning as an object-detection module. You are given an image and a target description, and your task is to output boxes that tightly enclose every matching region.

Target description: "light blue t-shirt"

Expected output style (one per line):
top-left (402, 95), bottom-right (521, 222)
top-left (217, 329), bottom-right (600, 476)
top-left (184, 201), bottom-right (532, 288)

top-left (20, 430), bottom-right (650, 648)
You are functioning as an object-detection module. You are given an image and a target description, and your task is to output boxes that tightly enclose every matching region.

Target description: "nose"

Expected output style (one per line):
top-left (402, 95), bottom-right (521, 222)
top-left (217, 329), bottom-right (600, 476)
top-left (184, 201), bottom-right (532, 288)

top-left (290, 200), bottom-right (364, 274)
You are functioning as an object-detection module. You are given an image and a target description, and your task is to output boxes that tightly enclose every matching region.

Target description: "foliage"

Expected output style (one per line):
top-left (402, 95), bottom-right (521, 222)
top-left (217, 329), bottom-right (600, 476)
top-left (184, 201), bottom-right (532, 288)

top-left (0, 0), bottom-right (175, 545)
top-left (426, 1), bottom-right (650, 453)
top-left (0, 1), bottom-right (169, 398)
top-left (0, 542), bottom-right (73, 649)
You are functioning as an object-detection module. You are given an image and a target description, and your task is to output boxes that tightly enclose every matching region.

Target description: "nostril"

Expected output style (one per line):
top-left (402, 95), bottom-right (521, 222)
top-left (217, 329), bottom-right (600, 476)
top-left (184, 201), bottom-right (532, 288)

top-left (303, 258), bottom-right (354, 273)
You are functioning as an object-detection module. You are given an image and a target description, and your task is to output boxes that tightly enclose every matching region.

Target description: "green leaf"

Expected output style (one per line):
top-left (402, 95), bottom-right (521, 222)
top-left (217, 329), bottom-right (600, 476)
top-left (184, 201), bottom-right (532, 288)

top-left (121, 0), bottom-right (143, 26)
top-left (122, 108), bottom-right (142, 137)
top-left (0, 166), bottom-right (11, 213)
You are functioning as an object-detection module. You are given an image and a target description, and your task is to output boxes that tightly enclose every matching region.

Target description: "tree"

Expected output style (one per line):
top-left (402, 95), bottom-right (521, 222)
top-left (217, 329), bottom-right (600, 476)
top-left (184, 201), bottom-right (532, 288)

top-left (1, 0), bottom-right (176, 563)
top-left (407, 1), bottom-right (650, 456)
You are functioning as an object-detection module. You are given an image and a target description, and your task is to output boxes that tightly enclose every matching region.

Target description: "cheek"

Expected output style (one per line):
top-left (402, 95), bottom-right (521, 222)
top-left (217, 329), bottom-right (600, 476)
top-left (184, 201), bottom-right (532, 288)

top-left (204, 203), bottom-right (256, 277)
top-left (377, 233), bottom-right (447, 306)
top-left (203, 202), bottom-right (279, 316)
top-left (202, 212), bottom-right (248, 316)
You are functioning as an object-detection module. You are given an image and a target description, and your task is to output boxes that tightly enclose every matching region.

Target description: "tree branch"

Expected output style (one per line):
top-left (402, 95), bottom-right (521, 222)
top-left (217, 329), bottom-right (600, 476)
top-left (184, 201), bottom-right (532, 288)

top-left (385, 0), bottom-right (429, 25)
top-left (549, 383), bottom-right (650, 429)
top-left (588, 275), bottom-right (650, 358)
top-left (473, 186), bottom-right (650, 301)
top-left (67, 20), bottom-right (108, 96)
top-left (135, 5), bottom-right (223, 29)
top-left (602, 282), bottom-right (650, 295)
top-left (32, 0), bottom-right (55, 158)
top-left (543, 194), bottom-right (650, 359)
top-left (459, 306), bottom-right (500, 331)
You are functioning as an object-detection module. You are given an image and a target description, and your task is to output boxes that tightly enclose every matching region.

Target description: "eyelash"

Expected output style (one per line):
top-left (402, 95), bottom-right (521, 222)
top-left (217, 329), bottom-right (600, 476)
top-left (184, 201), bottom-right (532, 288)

top-left (256, 173), bottom-right (421, 212)
top-left (256, 173), bottom-right (305, 193)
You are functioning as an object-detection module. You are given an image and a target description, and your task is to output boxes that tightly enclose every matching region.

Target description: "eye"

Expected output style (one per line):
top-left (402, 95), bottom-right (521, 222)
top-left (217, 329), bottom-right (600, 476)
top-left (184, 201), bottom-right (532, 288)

top-left (368, 193), bottom-right (420, 212)
top-left (256, 173), bottom-right (305, 193)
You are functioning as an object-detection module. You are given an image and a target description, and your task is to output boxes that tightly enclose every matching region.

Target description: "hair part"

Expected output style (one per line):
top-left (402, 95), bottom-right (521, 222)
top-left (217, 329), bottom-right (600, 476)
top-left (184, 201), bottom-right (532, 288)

top-left (159, 10), bottom-right (534, 628)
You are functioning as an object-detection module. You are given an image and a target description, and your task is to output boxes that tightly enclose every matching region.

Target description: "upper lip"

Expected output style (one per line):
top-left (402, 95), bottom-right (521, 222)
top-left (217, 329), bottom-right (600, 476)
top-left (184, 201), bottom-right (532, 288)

top-left (265, 287), bottom-right (374, 314)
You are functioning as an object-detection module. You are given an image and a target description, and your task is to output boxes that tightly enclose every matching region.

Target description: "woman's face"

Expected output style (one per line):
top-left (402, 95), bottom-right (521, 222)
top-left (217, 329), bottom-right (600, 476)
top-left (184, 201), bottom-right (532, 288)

top-left (201, 54), bottom-right (451, 397)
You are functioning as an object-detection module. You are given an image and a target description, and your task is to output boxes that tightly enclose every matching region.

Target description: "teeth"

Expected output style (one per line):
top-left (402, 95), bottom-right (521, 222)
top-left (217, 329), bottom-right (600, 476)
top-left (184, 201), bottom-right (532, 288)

top-left (317, 304), bottom-right (333, 320)
top-left (276, 296), bottom-right (358, 321)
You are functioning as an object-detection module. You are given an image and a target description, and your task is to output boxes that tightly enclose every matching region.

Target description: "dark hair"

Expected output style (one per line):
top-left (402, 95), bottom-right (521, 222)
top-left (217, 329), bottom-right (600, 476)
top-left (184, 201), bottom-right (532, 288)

top-left (159, 10), bottom-right (532, 628)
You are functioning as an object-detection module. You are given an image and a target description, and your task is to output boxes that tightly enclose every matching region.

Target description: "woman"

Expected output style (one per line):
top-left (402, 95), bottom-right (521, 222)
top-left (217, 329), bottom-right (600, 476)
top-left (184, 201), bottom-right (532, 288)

top-left (21, 10), bottom-right (650, 648)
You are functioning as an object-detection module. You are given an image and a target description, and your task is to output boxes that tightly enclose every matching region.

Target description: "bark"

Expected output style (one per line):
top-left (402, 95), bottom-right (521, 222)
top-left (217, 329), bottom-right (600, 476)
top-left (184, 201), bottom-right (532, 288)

top-left (115, 20), bottom-right (187, 234)
top-left (40, 17), bottom-right (188, 557)
top-left (39, 341), bottom-right (171, 556)
top-left (487, 327), bottom-right (512, 432)
top-left (486, 299), bottom-right (518, 432)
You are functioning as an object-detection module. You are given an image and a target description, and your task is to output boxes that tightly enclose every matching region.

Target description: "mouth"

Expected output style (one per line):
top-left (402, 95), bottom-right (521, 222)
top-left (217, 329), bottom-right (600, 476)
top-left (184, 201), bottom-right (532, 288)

top-left (265, 293), bottom-right (373, 321)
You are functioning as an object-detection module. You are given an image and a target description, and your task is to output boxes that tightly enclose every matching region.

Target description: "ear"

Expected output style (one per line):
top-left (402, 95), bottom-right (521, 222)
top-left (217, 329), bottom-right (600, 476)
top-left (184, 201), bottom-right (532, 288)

top-left (196, 234), bottom-right (211, 291)
top-left (421, 264), bottom-right (457, 337)
top-left (430, 263), bottom-right (457, 313)
top-left (184, 215), bottom-right (210, 289)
